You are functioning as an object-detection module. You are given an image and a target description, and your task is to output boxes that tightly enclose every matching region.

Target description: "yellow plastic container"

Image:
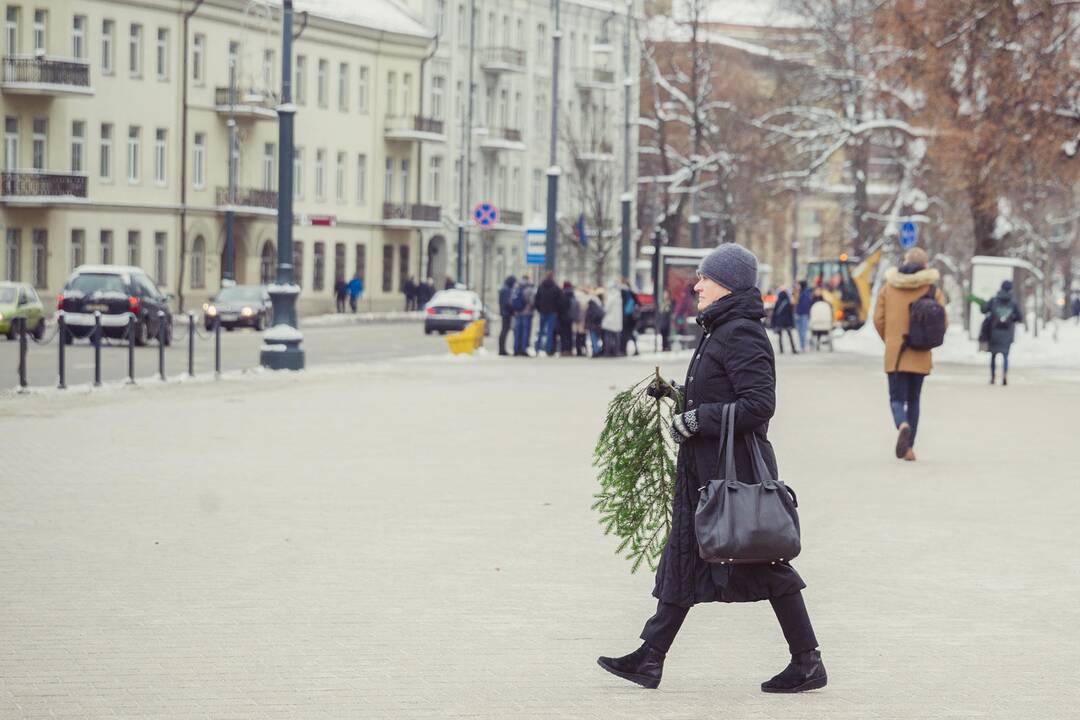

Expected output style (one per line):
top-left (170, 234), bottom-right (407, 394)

top-left (446, 320), bottom-right (485, 355)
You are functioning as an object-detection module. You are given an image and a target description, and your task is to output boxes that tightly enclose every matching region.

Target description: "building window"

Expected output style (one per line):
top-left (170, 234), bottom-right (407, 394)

top-left (153, 128), bottom-right (166, 185)
top-left (356, 153), bottom-right (367, 205)
top-left (432, 75), bottom-right (445, 120)
top-left (5, 7), bottom-right (18, 55)
top-left (154, 232), bottom-right (166, 285)
top-left (535, 93), bottom-right (546, 137)
top-left (2, 116), bottom-right (15, 171)
top-left (5, 229), bottom-right (20, 281)
top-left (338, 62), bottom-right (349, 111)
top-left (402, 73), bottom-right (412, 117)
top-left (381, 244), bottom-right (393, 293)
top-left (127, 230), bottom-right (141, 267)
top-left (456, 80), bottom-right (464, 124)
top-left (72, 15), bottom-right (86, 59)
top-left (294, 148), bottom-right (303, 198)
top-left (156, 28), bottom-right (168, 79)
top-left (263, 143), bottom-right (275, 191)
top-left (357, 66), bottom-right (369, 113)
top-left (386, 71), bottom-right (396, 116)
top-left (315, 148), bottom-right (325, 200)
top-left (532, 169), bottom-right (542, 212)
top-left (260, 241), bottom-right (274, 284)
top-left (100, 230), bottom-right (113, 265)
top-left (192, 132), bottom-right (205, 188)
top-left (192, 33), bottom-right (205, 84)
top-left (129, 24), bottom-right (143, 77)
top-left (317, 59), bottom-right (328, 107)
top-left (99, 123), bottom-right (112, 180)
top-left (514, 91), bottom-right (523, 129)
top-left (70, 229), bottom-right (85, 271)
top-left (335, 151), bottom-right (346, 203)
top-left (400, 159), bottom-right (409, 203)
top-left (511, 167), bottom-right (520, 209)
top-left (262, 49), bottom-right (274, 89)
top-left (32, 9), bottom-right (45, 54)
top-left (398, 245), bottom-right (410, 292)
top-left (227, 40), bottom-right (239, 89)
top-left (31, 118), bottom-right (46, 171)
top-left (191, 235), bottom-right (205, 288)
top-left (313, 241), bottom-right (325, 291)
top-left (457, 3), bottom-right (466, 42)
top-left (355, 243), bottom-right (366, 284)
top-left (334, 242), bottom-right (345, 285)
top-left (384, 158), bottom-right (393, 203)
top-left (435, 0), bottom-right (446, 36)
top-left (453, 159), bottom-right (461, 206)
top-left (293, 241), bottom-right (304, 287)
top-left (71, 120), bottom-right (85, 173)
top-left (428, 156), bottom-right (442, 203)
top-left (295, 55), bottom-right (306, 104)
top-left (127, 126), bottom-right (141, 183)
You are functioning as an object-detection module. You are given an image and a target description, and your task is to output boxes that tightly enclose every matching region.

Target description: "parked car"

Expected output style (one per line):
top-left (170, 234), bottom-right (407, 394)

top-left (423, 289), bottom-right (487, 335)
top-left (0, 281), bottom-right (46, 340)
top-left (58, 265), bottom-right (172, 346)
top-left (203, 284), bottom-right (273, 331)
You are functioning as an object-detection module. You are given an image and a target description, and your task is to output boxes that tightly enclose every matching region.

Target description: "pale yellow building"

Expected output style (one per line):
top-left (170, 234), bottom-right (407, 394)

top-left (0, 0), bottom-right (438, 314)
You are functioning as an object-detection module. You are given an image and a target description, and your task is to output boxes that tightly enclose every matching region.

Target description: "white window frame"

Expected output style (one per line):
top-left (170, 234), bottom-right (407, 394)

top-left (99, 230), bottom-right (113, 265)
top-left (432, 76), bottom-right (445, 120)
top-left (129, 23), bottom-right (143, 78)
top-left (400, 158), bottom-right (409, 204)
top-left (99, 123), bottom-right (112, 181)
top-left (153, 128), bottom-right (166, 185)
top-left (127, 230), bottom-right (140, 267)
top-left (127, 126), bottom-right (141, 183)
top-left (295, 55), bottom-right (306, 104)
top-left (356, 153), bottom-right (366, 205)
top-left (31, 118), bottom-right (46, 171)
top-left (32, 9), bottom-right (45, 55)
top-left (156, 28), bottom-right (168, 80)
top-left (4, 229), bottom-right (20, 282)
top-left (317, 59), bottom-right (328, 108)
top-left (71, 120), bottom-right (85, 173)
top-left (357, 66), bottom-right (369, 114)
top-left (386, 71), bottom-right (396, 116)
top-left (428, 156), bottom-right (442, 204)
top-left (262, 49), bottom-right (274, 90)
top-left (4, 7), bottom-right (18, 56)
top-left (263, 143), bottom-right (274, 191)
top-left (31, 228), bottom-right (46, 289)
top-left (315, 148), bottom-right (326, 200)
top-left (402, 73), bottom-right (412, 118)
top-left (72, 15), bottom-right (86, 59)
top-left (294, 148), bottom-right (304, 198)
top-left (338, 62), bottom-right (348, 112)
top-left (70, 229), bottom-right (85, 272)
top-left (101, 19), bottom-right (114, 74)
top-left (192, 33), bottom-right (205, 84)
top-left (154, 232), bottom-right (167, 286)
top-left (335, 150), bottom-right (346, 203)
top-left (384, 158), bottom-right (393, 203)
top-left (192, 132), bottom-right (205, 188)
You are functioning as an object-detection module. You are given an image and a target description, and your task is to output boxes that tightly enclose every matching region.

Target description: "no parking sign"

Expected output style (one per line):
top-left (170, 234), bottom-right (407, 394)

top-left (472, 202), bottom-right (499, 227)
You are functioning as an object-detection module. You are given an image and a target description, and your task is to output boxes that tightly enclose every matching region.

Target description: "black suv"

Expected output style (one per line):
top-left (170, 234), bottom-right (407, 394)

top-left (58, 265), bottom-right (173, 346)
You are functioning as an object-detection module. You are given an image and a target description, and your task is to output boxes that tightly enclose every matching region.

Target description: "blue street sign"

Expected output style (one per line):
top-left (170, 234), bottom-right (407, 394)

top-left (525, 228), bottom-right (546, 266)
top-left (900, 221), bottom-right (918, 249)
top-left (472, 202), bottom-right (499, 227)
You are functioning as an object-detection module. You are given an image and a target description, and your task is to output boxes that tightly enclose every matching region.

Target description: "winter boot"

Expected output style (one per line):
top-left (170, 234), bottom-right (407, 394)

top-left (1002, 375), bottom-right (1008, 386)
top-left (903, 447), bottom-right (917, 462)
top-left (761, 649), bottom-right (827, 693)
top-left (895, 422), bottom-right (912, 459)
top-left (597, 643), bottom-right (665, 689)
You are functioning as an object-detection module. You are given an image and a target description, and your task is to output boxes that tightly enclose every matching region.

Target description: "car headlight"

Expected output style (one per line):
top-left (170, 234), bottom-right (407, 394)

top-left (206, 305), bottom-right (218, 316)
top-left (0, 313), bottom-right (4, 321)
top-left (241, 307), bottom-right (254, 317)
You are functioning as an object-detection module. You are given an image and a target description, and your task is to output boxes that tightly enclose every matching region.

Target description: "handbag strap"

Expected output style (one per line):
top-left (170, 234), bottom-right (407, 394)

top-left (745, 432), bottom-right (777, 488)
top-left (714, 403), bottom-right (736, 481)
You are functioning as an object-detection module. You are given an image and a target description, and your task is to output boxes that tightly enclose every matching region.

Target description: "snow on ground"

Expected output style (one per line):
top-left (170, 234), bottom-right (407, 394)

top-left (302, 310), bottom-right (424, 328)
top-left (834, 319), bottom-right (1080, 369)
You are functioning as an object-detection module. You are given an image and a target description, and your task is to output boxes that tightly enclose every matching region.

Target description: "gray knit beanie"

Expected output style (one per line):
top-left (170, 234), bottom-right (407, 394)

top-left (697, 243), bottom-right (758, 291)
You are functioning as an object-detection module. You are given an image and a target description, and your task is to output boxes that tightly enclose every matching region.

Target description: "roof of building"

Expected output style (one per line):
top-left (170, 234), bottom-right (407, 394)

top-left (701, 0), bottom-right (809, 29)
top-left (291, 0), bottom-right (431, 39)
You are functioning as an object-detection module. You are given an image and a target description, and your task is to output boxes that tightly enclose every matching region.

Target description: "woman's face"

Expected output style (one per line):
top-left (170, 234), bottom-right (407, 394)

top-left (694, 275), bottom-right (732, 311)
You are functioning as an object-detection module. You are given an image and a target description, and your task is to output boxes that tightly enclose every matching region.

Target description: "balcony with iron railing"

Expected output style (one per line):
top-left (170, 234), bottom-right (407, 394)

top-left (213, 86), bottom-right (278, 120)
top-left (215, 186), bottom-right (279, 212)
top-left (476, 126), bottom-right (526, 152)
top-left (382, 202), bottom-right (442, 225)
top-left (480, 47), bottom-right (527, 73)
top-left (577, 139), bottom-right (617, 163)
top-left (497, 209), bottom-right (524, 226)
top-left (384, 115), bottom-right (447, 143)
top-left (1, 171), bottom-right (89, 203)
top-left (1, 56), bottom-right (92, 96)
top-left (573, 66), bottom-right (616, 92)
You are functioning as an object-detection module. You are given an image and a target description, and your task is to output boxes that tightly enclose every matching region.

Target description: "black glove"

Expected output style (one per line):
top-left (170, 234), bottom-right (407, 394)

top-left (669, 409), bottom-right (699, 444)
top-left (647, 378), bottom-right (682, 400)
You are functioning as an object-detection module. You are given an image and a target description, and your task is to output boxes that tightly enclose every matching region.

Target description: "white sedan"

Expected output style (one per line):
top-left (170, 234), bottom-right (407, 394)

top-left (423, 289), bottom-right (487, 335)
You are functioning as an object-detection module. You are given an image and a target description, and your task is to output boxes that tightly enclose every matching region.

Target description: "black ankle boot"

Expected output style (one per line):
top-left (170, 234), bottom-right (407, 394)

top-left (597, 643), bottom-right (665, 689)
top-left (761, 649), bottom-right (827, 693)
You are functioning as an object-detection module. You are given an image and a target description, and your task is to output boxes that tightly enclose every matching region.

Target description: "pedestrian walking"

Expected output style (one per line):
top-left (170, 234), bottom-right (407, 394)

top-left (444, 275), bottom-right (456, 291)
top-left (770, 289), bottom-right (799, 354)
top-left (512, 276), bottom-right (536, 356)
top-left (417, 277), bottom-right (435, 308)
top-left (621, 280), bottom-right (640, 356)
top-left (333, 277), bottom-right (347, 313)
top-left (534, 272), bottom-right (561, 356)
top-left (795, 280), bottom-right (812, 351)
top-left (598, 242), bottom-right (826, 694)
top-left (872, 246), bottom-right (947, 462)
top-left (346, 273), bottom-right (363, 313)
top-left (585, 289), bottom-right (605, 357)
top-left (808, 289), bottom-right (834, 351)
top-left (497, 276), bottom-right (517, 356)
top-left (573, 285), bottom-right (590, 356)
top-left (403, 276), bottom-right (418, 311)
top-left (981, 280), bottom-right (1023, 386)
top-left (1072, 296), bottom-right (1080, 323)
top-left (602, 282), bottom-right (624, 357)
top-left (558, 282), bottom-right (577, 357)
top-left (658, 289), bottom-right (674, 352)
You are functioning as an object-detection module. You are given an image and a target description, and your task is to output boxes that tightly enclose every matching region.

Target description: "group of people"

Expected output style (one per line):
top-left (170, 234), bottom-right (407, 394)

top-left (331, 275), bottom-right (365, 313)
top-left (496, 273), bottom-right (643, 358)
top-left (403, 276), bottom-right (460, 311)
top-left (769, 282), bottom-right (837, 353)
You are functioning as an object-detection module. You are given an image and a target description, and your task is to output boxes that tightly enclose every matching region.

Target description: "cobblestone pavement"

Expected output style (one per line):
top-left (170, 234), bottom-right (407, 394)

top-left (1, 351), bottom-right (1078, 719)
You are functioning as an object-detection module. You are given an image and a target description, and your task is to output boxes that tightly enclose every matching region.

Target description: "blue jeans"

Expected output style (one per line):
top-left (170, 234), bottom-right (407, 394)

top-left (888, 372), bottom-right (925, 447)
top-left (795, 314), bottom-right (810, 351)
top-left (513, 315), bottom-right (533, 355)
top-left (991, 351), bottom-right (1009, 378)
top-left (589, 329), bottom-right (602, 356)
top-left (537, 312), bottom-right (557, 355)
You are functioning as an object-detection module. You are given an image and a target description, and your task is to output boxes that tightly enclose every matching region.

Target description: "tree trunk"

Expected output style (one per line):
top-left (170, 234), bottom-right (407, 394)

top-left (968, 179), bottom-right (1000, 257)
top-left (850, 135), bottom-right (871, 255)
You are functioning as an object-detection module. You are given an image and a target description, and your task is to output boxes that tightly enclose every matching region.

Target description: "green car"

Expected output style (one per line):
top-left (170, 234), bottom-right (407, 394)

top-left (0, 281), bottom-right (46, 340)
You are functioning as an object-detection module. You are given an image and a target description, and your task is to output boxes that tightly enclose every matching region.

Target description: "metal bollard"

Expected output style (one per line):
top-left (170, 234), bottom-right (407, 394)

top-left (93, 311), bottom-right (102, 387)
top-left (157, 310), bottom-right (166, 381)
top-left (17, 317), bottom-right (28, 389)
top-left (187, 312), bottom-right (195, 377)
top-left (57, 313), bottom-right (67, 390)
top-left (127, 314), bottom-right (136, 384)
top-left (214, 316), bottom-right (221, 377)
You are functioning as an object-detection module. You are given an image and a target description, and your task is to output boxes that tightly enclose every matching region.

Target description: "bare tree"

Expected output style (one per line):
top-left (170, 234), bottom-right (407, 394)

top-left (560, 108), bottom-right (620, 286)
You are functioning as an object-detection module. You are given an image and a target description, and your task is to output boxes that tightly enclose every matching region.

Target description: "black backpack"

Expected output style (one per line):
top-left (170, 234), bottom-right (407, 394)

top-left (898, 285), bottom-right (946, 367)
top-left (510, 285), bottom-right (527, 313)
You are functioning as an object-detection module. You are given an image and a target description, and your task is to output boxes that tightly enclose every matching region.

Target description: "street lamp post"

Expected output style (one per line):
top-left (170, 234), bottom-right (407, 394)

top-left (545, 0), bottom-right (562, 275)
top-left (456, 0), bottom-right (477, 285)
top-left (260, 0), bottom-right (304, 370)
top-left (620, 0), bottom-right (633, 278)
top-left (223, 60), bottom-right (238, 284)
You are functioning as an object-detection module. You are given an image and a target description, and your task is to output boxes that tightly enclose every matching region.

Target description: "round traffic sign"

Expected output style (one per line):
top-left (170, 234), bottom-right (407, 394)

top-left (472, 202), bottom-right (499, 227)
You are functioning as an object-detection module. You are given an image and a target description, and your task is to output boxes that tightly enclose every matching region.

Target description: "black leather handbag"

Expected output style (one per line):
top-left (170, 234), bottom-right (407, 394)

top-left (694, 404), bottom-right (802, 565)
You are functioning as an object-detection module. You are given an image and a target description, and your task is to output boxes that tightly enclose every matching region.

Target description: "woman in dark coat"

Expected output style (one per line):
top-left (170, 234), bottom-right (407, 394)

top-left (598, 243), bottom-right (826, 694)
top-left (770, 288), bottom-right (799, 354)
top-left (982, 280), bottom-right (1023, 385)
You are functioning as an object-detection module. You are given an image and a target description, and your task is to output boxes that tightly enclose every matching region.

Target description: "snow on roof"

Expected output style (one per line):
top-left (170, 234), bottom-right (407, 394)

top-left (292, 0), bottom-right (431, 39)
top-left (701, 0), bottom-right (809, 29)
top-left (644, 13), bottom-right (791, 62)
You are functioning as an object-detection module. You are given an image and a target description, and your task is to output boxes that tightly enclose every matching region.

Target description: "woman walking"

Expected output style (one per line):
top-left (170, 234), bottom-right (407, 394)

top-left (770, 288), bottom-right (799, 354)
top-left (597, 243), bottom-right (825, 693)
top-left (981, 280), bottom-right (1023, 386)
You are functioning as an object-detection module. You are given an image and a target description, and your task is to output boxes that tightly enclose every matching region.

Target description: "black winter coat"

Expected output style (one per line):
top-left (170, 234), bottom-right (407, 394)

top-left (653, 289), bottom-right (806, 608)
top-left (535, 279), bottom-right (562, 314)
top-left (771, 291), bottom-right (795, 330)
top-left (982, 291), bottom-right (1022, 354)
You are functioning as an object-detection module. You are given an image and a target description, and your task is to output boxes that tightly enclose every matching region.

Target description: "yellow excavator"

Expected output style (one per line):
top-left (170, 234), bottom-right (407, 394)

top-left (804, 243), bottom-right (883, 330)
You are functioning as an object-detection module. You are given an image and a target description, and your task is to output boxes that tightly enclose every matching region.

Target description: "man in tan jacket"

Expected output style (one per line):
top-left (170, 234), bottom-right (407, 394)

top-left (873, 247), bottom-right (947, 462)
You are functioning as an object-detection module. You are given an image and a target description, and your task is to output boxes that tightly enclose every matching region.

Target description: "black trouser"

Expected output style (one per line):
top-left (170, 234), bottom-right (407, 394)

top-left (775, 328), bottom-right (798, 354)
top-left (640, 592), bottom-right (818, 656)
top-left (888, 371), bottom-right (925, 447)
top-left (335, 295), bottom-right (345, 313)
top-left (499, 314), bottom-right (513, 355)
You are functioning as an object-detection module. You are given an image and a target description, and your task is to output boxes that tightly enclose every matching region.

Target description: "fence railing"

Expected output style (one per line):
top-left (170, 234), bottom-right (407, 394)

top-left (213, 86), bottom-right (277, 109)
top-left (1, 171), bottom-right (88, 199)
top-left (499, 209), bottom-right (524, 225)
top-left (215, 186), bottom-right (279, 209)
top-left (2, 56), bottom-right (91, 88)
top-left (574, 66), bottom-right (616, 86)
top-left (385, 115), bottom-right (445, 135)
top-left (382, 203), bottom-right (441, 222)
top-left (482, 126), bottom-right (524, 143)
top-left (481, 47), bottom-right (526, 68)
